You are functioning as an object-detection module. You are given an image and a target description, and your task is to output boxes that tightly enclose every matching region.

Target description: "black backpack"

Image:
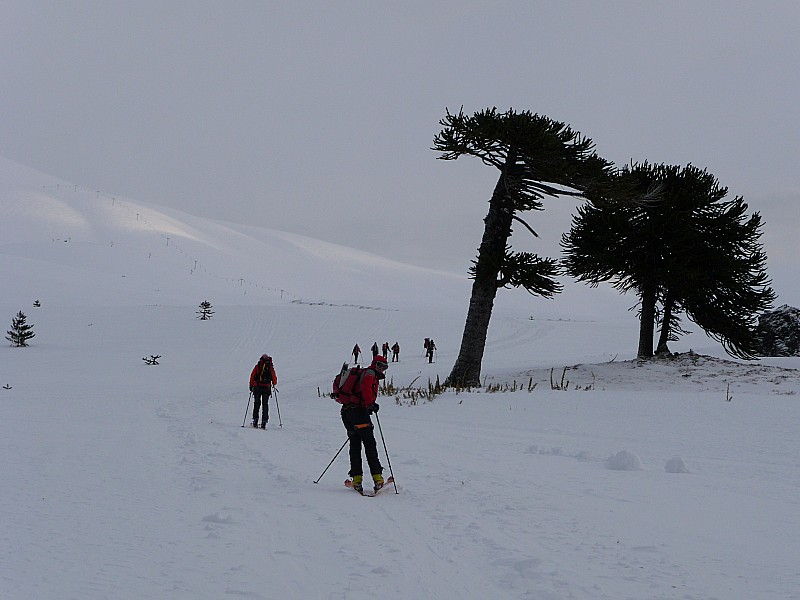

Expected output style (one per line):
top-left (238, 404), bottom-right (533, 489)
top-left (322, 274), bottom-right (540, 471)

top-left (257, 358), bottom-right (273, 385)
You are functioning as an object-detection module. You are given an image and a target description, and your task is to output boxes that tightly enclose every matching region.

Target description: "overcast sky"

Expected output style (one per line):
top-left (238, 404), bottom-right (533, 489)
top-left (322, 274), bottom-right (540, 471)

top-left (2, 1), bottom-right (799, 291)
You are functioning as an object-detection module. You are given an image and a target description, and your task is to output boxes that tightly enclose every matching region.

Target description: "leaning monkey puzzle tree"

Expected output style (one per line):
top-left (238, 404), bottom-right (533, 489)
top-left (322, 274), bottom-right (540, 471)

top-left (561, 162), bottom-right (775, 359)
top-left (433, 108), bottom-right (613, 387)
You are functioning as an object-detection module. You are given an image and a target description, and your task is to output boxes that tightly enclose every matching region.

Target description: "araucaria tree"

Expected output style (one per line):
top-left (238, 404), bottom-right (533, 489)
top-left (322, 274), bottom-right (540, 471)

top-left (6, 310), bottom-right (35, 347)
top-left (433, 107), bottom-right (613, 386)
top-left (196, 301), bottom-right (214, 320)
top-left (561, 162), bottom-right (775, 359)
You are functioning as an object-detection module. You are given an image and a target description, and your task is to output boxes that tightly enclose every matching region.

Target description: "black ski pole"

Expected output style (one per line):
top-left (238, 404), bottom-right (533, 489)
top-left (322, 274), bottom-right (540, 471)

top-left (313, 437), bottom-right (349, 484)
top-left (273, 387), bottom-right (282, 427)
top-left (374, 412), bottom-right (398, 493)
top-left (241, 391), bottom-right (253, 427)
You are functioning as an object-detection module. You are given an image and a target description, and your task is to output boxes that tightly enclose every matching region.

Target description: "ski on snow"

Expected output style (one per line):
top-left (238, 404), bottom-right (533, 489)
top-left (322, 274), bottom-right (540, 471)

top-left (344, 476), bottom-right (395, 497)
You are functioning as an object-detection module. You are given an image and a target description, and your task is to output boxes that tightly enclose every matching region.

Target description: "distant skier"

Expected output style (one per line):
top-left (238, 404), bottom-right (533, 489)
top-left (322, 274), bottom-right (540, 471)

top-left (391, 341), bottom-right (400, 362)
top-left (371, 342), bottom-right (379, 360)
top-left (382, 341), bottom-right (390, 358)
top-left (426, 339), bottom-right (436, 363)
top-left (249, 354), bottom-right (277, 428)
top-left (352, 343), bottom-right (361, 364)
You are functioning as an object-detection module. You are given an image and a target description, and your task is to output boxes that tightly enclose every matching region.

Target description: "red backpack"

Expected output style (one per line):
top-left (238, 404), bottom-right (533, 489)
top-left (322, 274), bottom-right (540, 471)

top-left (332, 363), bottom-right (363, 405)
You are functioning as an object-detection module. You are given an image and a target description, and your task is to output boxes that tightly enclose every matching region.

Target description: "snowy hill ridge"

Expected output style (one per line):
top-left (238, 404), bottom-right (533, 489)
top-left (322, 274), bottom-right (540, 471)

top-left (0, 155), bottom-right (468, 308)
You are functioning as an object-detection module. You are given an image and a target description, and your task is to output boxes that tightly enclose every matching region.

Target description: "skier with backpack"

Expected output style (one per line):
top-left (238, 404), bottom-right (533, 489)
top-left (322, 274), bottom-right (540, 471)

top-left (426, 339), bottom-right (436, 363)
top-left (248, 354), bottom-right (277, 428)
top-left (332, 355), bottom-right (389, 493)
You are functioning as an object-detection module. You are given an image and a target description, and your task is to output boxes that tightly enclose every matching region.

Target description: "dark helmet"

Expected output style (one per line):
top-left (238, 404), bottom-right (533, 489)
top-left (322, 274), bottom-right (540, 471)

top-left (260, 354), bottom-right (270, 362)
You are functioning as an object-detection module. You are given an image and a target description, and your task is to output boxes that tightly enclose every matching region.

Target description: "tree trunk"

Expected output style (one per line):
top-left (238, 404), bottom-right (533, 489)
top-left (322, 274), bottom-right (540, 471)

top-left (655, 292), bottom-right (674, 355)
top-left (446, 169), bottom-right (515, 387)
top-left (637, 282), bottom-right (657, 359)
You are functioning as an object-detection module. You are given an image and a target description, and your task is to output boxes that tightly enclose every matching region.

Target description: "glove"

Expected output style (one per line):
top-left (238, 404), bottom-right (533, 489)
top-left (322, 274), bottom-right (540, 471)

top-left (370, 402), bottom-right (380, 414)
top-left (249, 386), bottom-right (254, 392)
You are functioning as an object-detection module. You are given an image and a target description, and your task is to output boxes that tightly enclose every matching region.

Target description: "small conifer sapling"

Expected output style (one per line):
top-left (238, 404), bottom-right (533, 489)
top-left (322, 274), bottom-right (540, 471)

top-left (6, 310), bottom-right (35, 347)
top-left (197, 301), bottom-right (214, 320)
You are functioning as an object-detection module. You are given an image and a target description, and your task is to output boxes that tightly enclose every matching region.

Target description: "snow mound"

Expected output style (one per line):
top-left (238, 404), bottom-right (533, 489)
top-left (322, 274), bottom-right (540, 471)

top-left (665, 456), bottom-right (690, 473)
top-left (606, 450), bottom-right (643, 471)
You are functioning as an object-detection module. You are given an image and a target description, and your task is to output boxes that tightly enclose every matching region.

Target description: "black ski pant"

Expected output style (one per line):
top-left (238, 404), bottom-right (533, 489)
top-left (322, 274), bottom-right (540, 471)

top-left (252, 387), bottom-right (271, 424)
top-left (341, 406), bottom-right (383, 478)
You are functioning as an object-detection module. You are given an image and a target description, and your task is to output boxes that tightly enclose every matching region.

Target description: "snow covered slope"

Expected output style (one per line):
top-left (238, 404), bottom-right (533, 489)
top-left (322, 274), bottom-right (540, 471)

top-left (3, 156), bottom-right (800, 600)
top-left (1, 155), bottom-right (469, 308)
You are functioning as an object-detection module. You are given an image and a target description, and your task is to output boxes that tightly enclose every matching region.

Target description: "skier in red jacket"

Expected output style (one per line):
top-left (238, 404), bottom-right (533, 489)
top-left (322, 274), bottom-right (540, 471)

top-left (249, 354), bottom-right (277, 428)
top-left (340, 355), bottom-right (388, 492)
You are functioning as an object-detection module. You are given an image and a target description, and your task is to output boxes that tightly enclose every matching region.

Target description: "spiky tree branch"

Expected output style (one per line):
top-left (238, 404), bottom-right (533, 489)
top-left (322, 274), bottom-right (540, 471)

top-left (434, 107), bottom-right (613, 386)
